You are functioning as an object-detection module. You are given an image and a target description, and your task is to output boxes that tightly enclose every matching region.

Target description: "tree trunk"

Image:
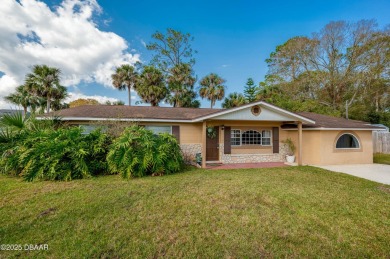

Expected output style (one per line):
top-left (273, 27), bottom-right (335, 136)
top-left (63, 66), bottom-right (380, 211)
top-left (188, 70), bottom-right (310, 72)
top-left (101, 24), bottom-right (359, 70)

top-left (46, 95), bottom-right (51, 113)
top-left (23, 106), bottom-right (27, 118)
top-left (128, 86), bottom-right (131, 106)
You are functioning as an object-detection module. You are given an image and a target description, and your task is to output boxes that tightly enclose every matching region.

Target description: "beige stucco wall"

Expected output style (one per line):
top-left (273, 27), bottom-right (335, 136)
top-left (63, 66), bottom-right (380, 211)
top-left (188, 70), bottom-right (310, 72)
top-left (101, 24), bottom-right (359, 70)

top-left (66, 120), bottom-right (374, 165)
top-left (317, 130), bottom-right (373, 165)
top-left (68, 121), bottom-right (203, 144)
top-left (286, 130), bottom-right (373, 165)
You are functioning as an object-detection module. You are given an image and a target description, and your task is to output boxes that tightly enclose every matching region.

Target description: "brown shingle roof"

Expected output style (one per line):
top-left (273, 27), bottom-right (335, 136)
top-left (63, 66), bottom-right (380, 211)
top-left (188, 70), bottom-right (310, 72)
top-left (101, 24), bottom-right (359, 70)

top-left (42, 105), bottom-right (222, 120)
top-left (40, 104), bottom-right (383, 130)
top-left (296, 112), bottom-right (382, 129)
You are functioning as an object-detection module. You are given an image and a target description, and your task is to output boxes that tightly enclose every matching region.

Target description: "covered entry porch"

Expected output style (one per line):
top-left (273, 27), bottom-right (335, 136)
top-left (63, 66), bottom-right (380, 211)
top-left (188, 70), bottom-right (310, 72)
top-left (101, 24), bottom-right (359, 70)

top-left (200, 120), bottom-right (304, 168)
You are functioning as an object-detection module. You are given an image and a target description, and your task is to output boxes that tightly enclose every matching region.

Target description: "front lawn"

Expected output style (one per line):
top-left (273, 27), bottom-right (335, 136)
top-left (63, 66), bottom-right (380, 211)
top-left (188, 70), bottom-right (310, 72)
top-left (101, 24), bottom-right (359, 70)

top-left (1, 167), bottom-right (389, 258)
top-left (374, 153), bottom-right (390, 165)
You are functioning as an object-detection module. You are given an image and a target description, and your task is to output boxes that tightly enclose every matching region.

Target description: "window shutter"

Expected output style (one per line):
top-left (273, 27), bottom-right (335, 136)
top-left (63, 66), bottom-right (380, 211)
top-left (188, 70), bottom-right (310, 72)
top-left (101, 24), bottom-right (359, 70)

top-left (224, 126), bottom-right (231, 154)
top-left (272, 127), bottom-right (279, 153)
top-left (172, 126), bottom-right (180, 143)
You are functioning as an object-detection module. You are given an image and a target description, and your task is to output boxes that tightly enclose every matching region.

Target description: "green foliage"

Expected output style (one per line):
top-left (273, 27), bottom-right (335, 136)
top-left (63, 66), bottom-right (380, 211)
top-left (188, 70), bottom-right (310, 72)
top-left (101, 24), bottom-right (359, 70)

top-left (166, 63), bottom-right (199, 107)
top-left (147, 28), bottom-right (196, 72)
top-left (262, 20), bottom-right (390, 122)
top-left (243, 78), bottom-right (258, 102)
top-left (222, 92), bottom-right (247, 108)
top-left (0, 127), bottom-right (112, 181)
top-left (111, 64), bottom-right (138, 106)
top-left (199, 73), bottom-right (226, 108)
top-left (373, 153), bottom-right (390, 165)
top-left (25, 64), bottom-right (67, 113)
top-left (137, 66), bottom-right (168, 106)
top-left (107, 125), bottom-right (183, 178)
top-left (5, 85), bottom-right (41, 114)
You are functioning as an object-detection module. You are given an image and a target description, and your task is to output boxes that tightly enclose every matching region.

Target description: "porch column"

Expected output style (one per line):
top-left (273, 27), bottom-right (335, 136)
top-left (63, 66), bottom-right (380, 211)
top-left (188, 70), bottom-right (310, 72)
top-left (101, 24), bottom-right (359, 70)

top-left (202, 121), bottom-right (207, 168)
top-left (298, 121), bottom-right (303, 165)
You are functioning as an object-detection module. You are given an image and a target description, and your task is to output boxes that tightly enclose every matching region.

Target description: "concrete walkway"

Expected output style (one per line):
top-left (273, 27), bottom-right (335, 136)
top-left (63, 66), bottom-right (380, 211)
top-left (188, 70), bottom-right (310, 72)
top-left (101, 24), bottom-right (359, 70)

top-left (317, 164), bottom-right (390, 185)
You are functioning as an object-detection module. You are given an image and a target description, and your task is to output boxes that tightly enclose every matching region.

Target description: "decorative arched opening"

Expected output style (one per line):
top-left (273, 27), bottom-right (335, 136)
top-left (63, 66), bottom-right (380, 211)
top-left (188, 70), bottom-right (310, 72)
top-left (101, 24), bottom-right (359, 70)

top-left (335, 133), bottom-right (360, 149)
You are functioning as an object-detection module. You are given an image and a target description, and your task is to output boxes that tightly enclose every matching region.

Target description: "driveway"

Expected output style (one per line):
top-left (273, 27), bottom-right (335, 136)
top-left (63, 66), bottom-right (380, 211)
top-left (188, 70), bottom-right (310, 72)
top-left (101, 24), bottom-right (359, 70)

top-left (317, 164), bottom-right (390, 185)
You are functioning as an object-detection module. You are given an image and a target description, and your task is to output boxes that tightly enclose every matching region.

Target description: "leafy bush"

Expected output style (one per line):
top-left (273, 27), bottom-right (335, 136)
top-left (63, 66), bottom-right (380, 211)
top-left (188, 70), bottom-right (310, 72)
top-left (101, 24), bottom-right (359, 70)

top-left (107, 125), bottom-right (183, 178)
top-left (0, 127), bottom-right (112, 181)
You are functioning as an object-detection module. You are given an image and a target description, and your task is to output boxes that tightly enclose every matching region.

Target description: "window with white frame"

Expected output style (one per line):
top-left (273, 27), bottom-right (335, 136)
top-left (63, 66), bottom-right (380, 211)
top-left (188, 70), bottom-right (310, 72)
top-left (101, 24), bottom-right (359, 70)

top-left (145, 126), bottom-right (172, 135)
top-left (230, 129), bottom-right (273, 146)
top-left (261, 130), bottom-right (271, 146)
top-left (241, 130), bottom-right (262, 145)
top-left (231, 129), bottom-right (241, 146)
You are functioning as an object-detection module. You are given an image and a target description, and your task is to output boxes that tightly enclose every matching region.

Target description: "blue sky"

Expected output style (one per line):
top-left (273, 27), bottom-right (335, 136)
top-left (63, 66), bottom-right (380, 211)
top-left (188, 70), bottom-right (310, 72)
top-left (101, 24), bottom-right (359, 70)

top-left (90, 0), bottom-right (390, 107)
top-left (1, 0), bottom-right (390, 108)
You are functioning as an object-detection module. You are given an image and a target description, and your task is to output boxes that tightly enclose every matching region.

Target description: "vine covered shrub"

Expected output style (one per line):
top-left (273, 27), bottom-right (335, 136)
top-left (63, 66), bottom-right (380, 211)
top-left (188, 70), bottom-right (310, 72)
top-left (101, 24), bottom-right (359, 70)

top-left (107, 125), bottom-right (184, 178)
top-left (0, 127), bottom-right (112, 181)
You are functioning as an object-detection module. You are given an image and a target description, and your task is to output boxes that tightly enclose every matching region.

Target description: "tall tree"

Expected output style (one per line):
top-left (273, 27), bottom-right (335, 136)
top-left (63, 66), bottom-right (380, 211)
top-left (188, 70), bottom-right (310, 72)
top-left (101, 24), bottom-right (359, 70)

top-left (199, 73), bottom-right (226, 108)
top-left (4, 85), bottom-right (37, 115)
top-left (243, 78), bottom-right (258, 102)
top-left (147, 29), bottom-right (199, 107)
top-left (222, 92), bottom-right (247, 108)
top-left (49, 85), bottom-right (68, 111)
top-left (25, 65), bottom-right (64, 113)
top-left (265, 20), bottom-right (390, 121)
top-left (111, 64), bottom-right (138, 106)
top-left (137, 66), bottom-right (168, 106)
top-left (166, 63), bottom-right (199, 107)
top-left (147, 28), bottom-right (196, 72)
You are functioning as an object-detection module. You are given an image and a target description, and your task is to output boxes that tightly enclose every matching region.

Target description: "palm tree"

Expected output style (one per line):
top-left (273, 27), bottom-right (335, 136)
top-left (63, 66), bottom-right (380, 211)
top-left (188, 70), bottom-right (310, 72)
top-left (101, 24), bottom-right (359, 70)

top-left (222, 92), bottom-right (247, 108)
top-left (111, 64), bottom-right (138, 106)
top-left (25, 65), bottom-right (63, 113)
top-left (4, 85), bottom-right (35, 115)
top-left (49, 85), bottom-right (68, 111)
top-left (136, 66), bottom-right (168, 106)
top-left (166, 63), bottom-right (197, 107)
top-left (199, 73), bottom-right (226, 108)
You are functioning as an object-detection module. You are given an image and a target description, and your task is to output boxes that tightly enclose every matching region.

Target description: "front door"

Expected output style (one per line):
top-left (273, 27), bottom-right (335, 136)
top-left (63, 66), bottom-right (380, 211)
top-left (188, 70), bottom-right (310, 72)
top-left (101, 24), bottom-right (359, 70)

top-left (206, 126), bottom-right (219, 161)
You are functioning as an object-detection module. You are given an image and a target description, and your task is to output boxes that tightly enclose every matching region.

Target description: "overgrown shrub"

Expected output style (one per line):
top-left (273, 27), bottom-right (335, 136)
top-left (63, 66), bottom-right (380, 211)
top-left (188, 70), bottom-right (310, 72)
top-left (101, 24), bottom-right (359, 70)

top-left (107, 125), bottom-right (184, 178)
top-left (0, 127), bottom-right (112, 181)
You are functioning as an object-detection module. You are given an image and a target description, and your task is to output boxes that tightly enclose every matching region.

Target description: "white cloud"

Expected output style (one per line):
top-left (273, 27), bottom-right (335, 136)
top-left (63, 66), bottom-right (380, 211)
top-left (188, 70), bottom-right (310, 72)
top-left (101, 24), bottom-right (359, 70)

top-left (0, 0), bottom-right (140, 108)
top-left (140, 39), bottom-right (146, 48)
top-left (65, 92), bottom-right (123, 104)
top-left (0, 74), bottom-right (18, 97)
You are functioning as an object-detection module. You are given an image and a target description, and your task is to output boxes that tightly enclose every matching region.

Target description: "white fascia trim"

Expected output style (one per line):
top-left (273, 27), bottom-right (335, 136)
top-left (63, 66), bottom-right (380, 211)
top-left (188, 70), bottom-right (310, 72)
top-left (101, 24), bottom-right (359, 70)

top-left (193, 101), bottom-right (316, 124)
top-left (282, 127), bottom-right (384, 131)
top-left (37, 117), bottom-right (193, 123)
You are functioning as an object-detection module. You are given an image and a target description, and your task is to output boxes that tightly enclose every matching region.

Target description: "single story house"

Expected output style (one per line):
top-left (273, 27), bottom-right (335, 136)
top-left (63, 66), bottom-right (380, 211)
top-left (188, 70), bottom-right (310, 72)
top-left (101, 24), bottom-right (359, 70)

top-left (41, 101), bottom-right (383, 168)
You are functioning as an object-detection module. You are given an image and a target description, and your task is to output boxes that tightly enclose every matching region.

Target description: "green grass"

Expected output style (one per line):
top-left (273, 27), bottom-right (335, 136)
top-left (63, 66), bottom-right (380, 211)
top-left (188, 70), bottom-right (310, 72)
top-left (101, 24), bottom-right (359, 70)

top-left (1, 167), bottom-right (389, 258)
top-left (374, 153), bottom-right (390, 165)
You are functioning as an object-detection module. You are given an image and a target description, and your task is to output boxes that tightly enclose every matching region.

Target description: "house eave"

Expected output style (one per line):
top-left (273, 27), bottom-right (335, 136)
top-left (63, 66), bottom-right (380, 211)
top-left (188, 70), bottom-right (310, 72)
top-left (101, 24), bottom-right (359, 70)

top-left (37, 117), bottom-right (194, 123)
top-left (282, 127), bottom-right (384, 131)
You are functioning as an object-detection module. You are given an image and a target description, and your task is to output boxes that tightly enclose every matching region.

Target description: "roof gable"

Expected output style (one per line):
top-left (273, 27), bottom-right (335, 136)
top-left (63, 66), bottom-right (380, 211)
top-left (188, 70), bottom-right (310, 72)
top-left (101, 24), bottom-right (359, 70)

top-left (194, 101), bottom-right (315, 124)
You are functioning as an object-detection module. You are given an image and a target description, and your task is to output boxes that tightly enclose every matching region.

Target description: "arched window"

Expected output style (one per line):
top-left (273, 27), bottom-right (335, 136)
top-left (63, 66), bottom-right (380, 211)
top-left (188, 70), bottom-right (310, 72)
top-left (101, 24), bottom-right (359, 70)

top-left (242, 130), bottom-right (261, 145)
top-left (336, 133), bottom-right (360, 149)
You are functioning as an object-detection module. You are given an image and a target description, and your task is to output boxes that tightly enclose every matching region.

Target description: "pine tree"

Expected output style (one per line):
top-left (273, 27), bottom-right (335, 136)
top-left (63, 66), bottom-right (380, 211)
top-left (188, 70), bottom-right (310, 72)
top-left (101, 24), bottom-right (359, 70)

top-left (243, 78), bottom-right (258, 102)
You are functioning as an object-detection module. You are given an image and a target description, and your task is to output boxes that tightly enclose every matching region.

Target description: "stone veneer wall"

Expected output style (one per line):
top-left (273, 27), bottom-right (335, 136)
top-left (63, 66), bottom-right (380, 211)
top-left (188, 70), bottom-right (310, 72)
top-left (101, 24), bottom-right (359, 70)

top-left (219, 143), bottom-right (289, 163)
top-left (180, 144), bottom-right (202, 164)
